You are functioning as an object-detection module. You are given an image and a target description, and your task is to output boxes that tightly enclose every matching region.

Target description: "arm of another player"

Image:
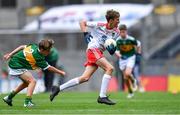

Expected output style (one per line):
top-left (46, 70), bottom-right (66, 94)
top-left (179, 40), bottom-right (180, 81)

top-left (79, 20), bottom-right (93, 44)
top-left (136, 40), bottom-right (142, 54)
top-left (79, 20), bottom-right (87, 32)
top-left (135, 40), bottom-right (142, 63)
top-left (114, 39), bottom-right (121, 57)
top-left (3, 45), bottom-right (26, 60)
top-left (47, 66), bottom-right (66, 76)
top-left (115, 50), bottom-right (121, 58)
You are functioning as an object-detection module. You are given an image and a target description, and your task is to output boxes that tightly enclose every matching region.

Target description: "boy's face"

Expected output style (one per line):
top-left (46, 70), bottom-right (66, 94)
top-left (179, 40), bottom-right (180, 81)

top-left (109, 17), bottom-right (120, 29)
top-left (120, 29), bottom-right (127, 38)
top-left (40, 49), bottom-right (51, 56)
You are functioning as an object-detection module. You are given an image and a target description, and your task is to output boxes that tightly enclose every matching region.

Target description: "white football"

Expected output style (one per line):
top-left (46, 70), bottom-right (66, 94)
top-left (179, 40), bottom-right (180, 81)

top-left (104, 38), bottom-right (116, 48)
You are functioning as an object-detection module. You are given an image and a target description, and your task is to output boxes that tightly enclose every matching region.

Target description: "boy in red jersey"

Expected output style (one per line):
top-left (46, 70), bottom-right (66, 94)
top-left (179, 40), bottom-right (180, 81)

top-left (50, 9), bottom-right (120, 105)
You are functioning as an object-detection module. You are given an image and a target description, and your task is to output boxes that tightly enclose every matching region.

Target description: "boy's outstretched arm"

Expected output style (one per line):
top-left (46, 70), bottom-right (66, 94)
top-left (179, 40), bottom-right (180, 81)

top-left (47, 66), bottom-right (66, 76)
top-left (79, 20), bottom-right (87, 32)
top-left (3, 45), bottom-right (26, 60)
top-left (79, 20), bottom-right (93, 44)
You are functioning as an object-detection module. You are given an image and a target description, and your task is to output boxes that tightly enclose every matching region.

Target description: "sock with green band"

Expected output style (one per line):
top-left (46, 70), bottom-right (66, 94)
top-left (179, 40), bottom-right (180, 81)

top-left (8, 91), bottom-right (17, 99)
top-left (25, 97), bottom-right (32, 105)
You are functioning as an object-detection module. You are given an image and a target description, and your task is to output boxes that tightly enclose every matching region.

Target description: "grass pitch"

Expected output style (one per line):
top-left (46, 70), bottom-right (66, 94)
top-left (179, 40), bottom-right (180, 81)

top-left (0, 92), bottom-right (180, 114)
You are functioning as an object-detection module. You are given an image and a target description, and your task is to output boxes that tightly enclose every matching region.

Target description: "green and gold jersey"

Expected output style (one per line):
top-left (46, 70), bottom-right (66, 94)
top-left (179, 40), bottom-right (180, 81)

top-left (9, 44), bottom-right (49, 70)
top-left (116, 35), bottom-right (137, 58)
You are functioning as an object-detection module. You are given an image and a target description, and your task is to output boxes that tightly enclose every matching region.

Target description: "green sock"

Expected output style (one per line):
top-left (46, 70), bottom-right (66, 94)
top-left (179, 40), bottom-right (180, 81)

top-left (25, 96), bottom-right (32, 104)
top-left (8, 91), bottom-right (16, 99)
top-left (125, 79), bottom-right (133, 94)
top-left (128, 87), bottom-right (133, 94)
top-left (129, 75), bottom-right (135, 84)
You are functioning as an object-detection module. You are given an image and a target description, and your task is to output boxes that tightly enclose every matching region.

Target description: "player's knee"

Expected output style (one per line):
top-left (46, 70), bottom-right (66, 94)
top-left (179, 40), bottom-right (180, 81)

top-left (79, 76), bottom-right (90, 83)
top-left (84, 78), bottom-right (90, 82)
top-left (124, 72), bottom-right (131, 78)
top-left (29, 78), bottom-right (36, 85)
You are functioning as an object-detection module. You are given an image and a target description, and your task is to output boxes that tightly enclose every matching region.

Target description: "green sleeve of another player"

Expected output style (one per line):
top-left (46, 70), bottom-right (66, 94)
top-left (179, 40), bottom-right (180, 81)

top-left (132, 38), bottom-right (138, 45)
top-left (116, 39), bottom-right (120, 51)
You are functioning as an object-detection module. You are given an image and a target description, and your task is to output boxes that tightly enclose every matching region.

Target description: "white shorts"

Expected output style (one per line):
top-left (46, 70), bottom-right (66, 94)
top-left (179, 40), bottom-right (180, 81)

top-left (118, 55), bottom-right (136, 71)
top-left (9, 67), bottom-right (28, 76)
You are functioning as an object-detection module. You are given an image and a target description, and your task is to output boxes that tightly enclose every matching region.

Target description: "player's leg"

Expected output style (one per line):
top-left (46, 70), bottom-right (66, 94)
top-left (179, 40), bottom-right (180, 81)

top-left (60, 65), bottom-right (97, 90)
top-left (14, 82), bottom-right (29, 93)
top-left (133, 64), bottom-right (144, 92)
top-left (118, 58), bottom-right (132, 97)
top-left (50, 66), bottom-right (97, 101)
top-left (133, 64), bottom-right (139, 86)
top-left (44, 69), bottom-right (49, 92)
top-left (96, 57), bottom-right (116, 105)
top-left (126, 56), bottom-right (137, 92)
top-left (44, 70), bottom-right (55, 92)
top-left (20, 71), bottom-right (36, 107)
top-left (3, 74), bottom-right (28, 106)
top-left (124, 67), bottom-right (135, 98)
top-left (44, 61), bottom-right (56, 92)
top-left (3, 68), bottom-right (30, 106)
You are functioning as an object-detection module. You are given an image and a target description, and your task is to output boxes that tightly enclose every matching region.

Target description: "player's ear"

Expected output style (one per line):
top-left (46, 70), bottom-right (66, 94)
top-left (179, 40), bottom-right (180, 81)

top-left (39, 48), bottom-right (46, 52)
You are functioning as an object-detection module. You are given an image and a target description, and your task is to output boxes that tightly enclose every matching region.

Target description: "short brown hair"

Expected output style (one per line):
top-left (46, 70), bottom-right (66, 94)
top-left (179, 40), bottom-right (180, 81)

top-left (38, 39), bottom-right (54, 50)
top-left (119, 24), bottom-right (127, 30)
top-left (105, 9), bottom-right (120, 22)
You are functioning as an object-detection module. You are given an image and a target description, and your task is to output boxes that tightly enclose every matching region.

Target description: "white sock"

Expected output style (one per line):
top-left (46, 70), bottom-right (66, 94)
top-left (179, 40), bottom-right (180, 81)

top-left (60, 78), bottom-right (79, 91)
top-left (99, 74), bottom-right (111, 98)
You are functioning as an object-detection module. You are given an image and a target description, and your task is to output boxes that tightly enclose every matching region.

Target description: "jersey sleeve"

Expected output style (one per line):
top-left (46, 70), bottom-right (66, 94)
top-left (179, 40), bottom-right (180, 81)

top-left (86, 22), bottom-right (97, 32)
top-left (86, 22), bottom-right (106, 30)
top-left (86, 22), bottom-right (98, 28)
top-left (137, 40), bottom-right (141, 47)
top-left (26, 44), bottom-right (32, 47)
top-left (36, 60), bottom-right (50, 70)
top-left (116, 39), bottom-right (120, 51)
top-left (131, 37), bottom-right (138, 45)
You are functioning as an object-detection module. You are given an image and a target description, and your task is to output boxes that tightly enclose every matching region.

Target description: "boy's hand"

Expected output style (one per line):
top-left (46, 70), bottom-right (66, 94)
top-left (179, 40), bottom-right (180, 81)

top-left (106, 44), bottom-right (116, 55)
top-left (61, 71), bottom-right (66, 76)
top-left (3, 53), bottom-right (11, 60)
top-left (84, 32), bottom-right (93, 44)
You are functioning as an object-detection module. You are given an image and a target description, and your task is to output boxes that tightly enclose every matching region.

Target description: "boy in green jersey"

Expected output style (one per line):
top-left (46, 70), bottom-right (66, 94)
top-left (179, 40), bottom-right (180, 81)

top-left (2, 39), bottom-right (65, 107)
top-left (44, 47), bottom-right (59, 92)
top-left (116, 24), bottom-right (140, 98)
